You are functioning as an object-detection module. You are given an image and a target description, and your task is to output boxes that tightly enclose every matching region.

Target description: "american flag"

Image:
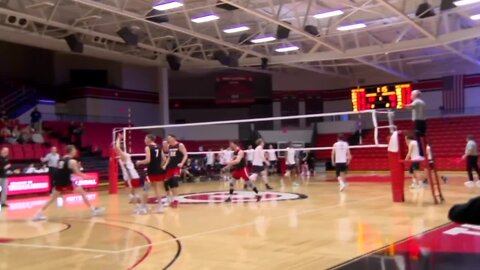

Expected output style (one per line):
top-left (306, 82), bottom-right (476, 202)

top-left (442, 75), bottom-right (464, 114)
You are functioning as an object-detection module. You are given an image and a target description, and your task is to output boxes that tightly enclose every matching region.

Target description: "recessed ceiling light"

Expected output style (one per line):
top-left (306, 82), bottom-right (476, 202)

top-left (223, 26), bottom-right (250, 34)
top-left (275, 46), bottom-right (300, 52)
top-left (337, 23), bottom-right (367, 31)
top-left (454, 0), bottom-right (480, 6)
top-left (251, 36), bottom-right (276, 43)
top-left (153, 0), bottom-right (184, 11)
top-left (191, 14), bottom-right (220, 23)
top-left (313, 10), bottom-right (344, 19)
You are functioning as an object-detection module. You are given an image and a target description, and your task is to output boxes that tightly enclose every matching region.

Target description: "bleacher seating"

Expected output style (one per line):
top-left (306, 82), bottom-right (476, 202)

top-left (1, 143), bottom-right (50, 161)
top-left (347, 116), bottom-right (480, 171)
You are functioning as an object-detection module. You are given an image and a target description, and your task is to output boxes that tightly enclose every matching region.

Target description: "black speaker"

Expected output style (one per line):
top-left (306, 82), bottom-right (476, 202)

top-left (416, 3), bottom-right (435, 18)
top-left (166, 55), bottom-right (181, 71)
top-left (261, 58), bottom-right (268, 70)
top-left (64, 34), bottom-right (83, 53)
top-left (238, 33), bottom-right (252, 45)
top-left (304, 25), bottom-right (319, 36)
top-left (213, 50), bottom-right (231, 66)
top-left (276, 22), bottom-right (291, 39)
top-left (440, 0), bottom-right (456, 11)
top-left (117, 27), bottom-right (138, 46)
top-left (216, 1), bottom-right (238, 11)
top-left (146, 9), bottom-right (169, 24)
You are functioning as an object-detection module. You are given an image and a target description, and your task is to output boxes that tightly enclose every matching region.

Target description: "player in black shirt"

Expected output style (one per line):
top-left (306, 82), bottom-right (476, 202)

top-left (165, 134), bottom-right (188, 208)
top-left (136, 134), bottom-right (167, 213)
top-left (33, 145), bottom-right (104, 221)
top-left (0, 147), bottom-right (12, 207)
top-left (223, 141), bottom-right (261, 202)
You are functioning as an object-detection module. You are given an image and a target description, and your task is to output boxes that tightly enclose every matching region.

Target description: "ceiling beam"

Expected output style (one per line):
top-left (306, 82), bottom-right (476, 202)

top-left (238, 23), bottom-right (480, 66)
top-left (219, 0), bottom-right (343, 53)
top-left (73, 0), bottom-right (267, 58)
top-left (376, 0), bottom-right (435, 40)
top-left (355, 58), bottom-right (414, 81)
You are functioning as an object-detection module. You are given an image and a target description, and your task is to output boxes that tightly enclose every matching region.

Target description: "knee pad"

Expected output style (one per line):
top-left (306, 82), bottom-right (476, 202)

top-left (163, 180), bottom-right (170, 191)
top-left (168, 177), bottom-right (179, 188)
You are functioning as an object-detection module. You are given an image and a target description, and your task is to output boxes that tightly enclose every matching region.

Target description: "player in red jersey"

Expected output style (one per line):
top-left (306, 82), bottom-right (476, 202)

top-left (136, 134), bottom-right (167, 213)
top-left (165, 134), bottom-right (188, 208)
top-left (223, 141), bottom-right (261, 202)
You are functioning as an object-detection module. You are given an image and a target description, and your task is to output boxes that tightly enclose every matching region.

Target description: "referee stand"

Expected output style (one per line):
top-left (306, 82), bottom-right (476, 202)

top-left (419, 135), bottom-right (445, 204)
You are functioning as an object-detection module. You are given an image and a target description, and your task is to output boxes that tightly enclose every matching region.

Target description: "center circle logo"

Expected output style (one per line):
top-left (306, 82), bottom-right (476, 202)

top-left (147, 191), bottom-right (307, 204)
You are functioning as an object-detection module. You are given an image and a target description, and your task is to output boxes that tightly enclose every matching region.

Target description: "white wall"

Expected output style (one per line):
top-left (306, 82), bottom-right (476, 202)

top-left (121, 64), bottom-right (157, 92)
top-left (53, 52), bottom-right (122, 86)
top-left (465, 87), bottom-right (480, 110)
top-left (170, 108), bottom-right (250, 123)
top-left (65, 98), bottom-right (159, 125)
top-left (323, 100), bottom-right (353, 113)
top-left (316, 121), bottom-right (357, 134)
top-left (17, 104), bottom-right (56, 123)
top-left (259, 130), bottom-right (313, 143)
top-left (166, 125), bottom-right (239, 140)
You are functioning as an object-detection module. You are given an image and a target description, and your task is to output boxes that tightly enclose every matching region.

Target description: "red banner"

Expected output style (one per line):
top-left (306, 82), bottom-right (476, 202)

top-left (215, 76), bottom-right (255, 104)
top-left (6, 172), bottom-right (100, 196)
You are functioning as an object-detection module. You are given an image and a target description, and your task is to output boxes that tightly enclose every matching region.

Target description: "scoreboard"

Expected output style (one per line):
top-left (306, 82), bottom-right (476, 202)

top-left (351, 84), bottom-right (412, 112)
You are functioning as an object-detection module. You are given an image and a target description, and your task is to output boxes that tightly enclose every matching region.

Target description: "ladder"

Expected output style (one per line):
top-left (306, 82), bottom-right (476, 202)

top-left (421, 137), bottom-right (445, 204)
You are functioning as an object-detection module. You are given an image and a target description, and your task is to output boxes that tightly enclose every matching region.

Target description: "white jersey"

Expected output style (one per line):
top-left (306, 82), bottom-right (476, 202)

top-left (253, 146), bottom-right (266, 166)
top-left (246, 149), bottom-right (254, 162)
top-left (206, 152), bottom-right (214, 165)
top-left (267, 149), bottom-right (277, 161)
top-left (409, 140), bottom-right (422, 160)
top-left (333, 141), bottom-right (349, 164)
top-left (286, 148), bottom-right (296, 165)
top-left (223, 150), bottom-right (233, 163)
top-left (119, 154), bottom-right (140, 181)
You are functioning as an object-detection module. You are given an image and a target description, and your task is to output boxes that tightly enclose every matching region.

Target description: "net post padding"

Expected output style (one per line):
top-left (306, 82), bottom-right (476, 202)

top-left (108, 146), bottom-right (118, 194)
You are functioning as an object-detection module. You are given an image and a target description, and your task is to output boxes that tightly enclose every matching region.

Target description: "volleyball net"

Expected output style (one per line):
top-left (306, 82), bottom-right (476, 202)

top-left (113, 109), bottom-right (396, 156)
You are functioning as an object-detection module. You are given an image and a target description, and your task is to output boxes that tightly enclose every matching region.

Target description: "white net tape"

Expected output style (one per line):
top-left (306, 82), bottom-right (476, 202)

top-left (114, 109), bottom-right (395, 157)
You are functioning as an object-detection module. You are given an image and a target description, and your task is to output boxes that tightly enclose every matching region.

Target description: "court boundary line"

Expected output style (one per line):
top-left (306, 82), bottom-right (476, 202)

top-left (118, 194), bottom-right (390, 253)
top-left (326, 222), bottom-right (453, 270)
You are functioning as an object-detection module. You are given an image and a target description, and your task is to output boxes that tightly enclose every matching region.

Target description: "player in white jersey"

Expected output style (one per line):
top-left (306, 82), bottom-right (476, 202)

top-left (249, 139), bottom-right (273, 190)
top-left (405, 133), bottom-right (425, 189)
top-left (331, 134), bottom-right (352, 192)
top-left (246, 145), bottom-right (254, 167)
top-left (267, 145), bottom-right (278, 174)
top-left (284, 142), bottom-right (300, 186)
top-left (206, 149), bottom-right (215, 180)
top-left (115, 134), bottom-right (147, 214)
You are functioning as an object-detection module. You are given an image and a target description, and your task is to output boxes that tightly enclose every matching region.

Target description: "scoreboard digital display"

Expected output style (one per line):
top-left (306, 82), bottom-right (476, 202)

top-left (351, 84), bottom-right (412, 112)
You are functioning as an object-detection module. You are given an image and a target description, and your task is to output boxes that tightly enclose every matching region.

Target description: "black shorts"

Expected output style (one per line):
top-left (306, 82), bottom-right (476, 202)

top-left (286, 164), bottom-right (296, 171)
top-left (269, 160), bottom-right (277, 167)
top-left (414, 120), bottom-right (427, 137)
top-left (335, 163), bottom-right (348, 177)
top-left (252, 166), bottom-right (265, 174)
top-left (409, 162), bottom-right (421, 174)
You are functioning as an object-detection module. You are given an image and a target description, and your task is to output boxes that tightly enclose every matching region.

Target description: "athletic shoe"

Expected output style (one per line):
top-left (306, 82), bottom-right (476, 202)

top-left (91, 207), bottom-right (105, 216)
top-left (442, 176), bottom-right (448, 184)
top-left (32, 212), bottom-right (47, 222)
top-left (339, 182), bottom-right (347, 192)
top-left (155, 205), bottom-right (165, 213)
top-left (225, 197), bottom-right (232, 203)
top-left (134, 206), bottom-right (148, 215)
top-left (475, 180), bottom-right (480, 188)
top-left (256, 195), bottom-right (262, 202)
top-left (265, 184), bottom-right (273, 190)
top-left (464, 181), bottom-right (475, 188)
top-left (169, 200), bottom-right (179, 208)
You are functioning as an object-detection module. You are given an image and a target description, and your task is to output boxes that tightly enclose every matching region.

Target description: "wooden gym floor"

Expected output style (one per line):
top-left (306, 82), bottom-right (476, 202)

top-left (0, 173), bottom-right (478, 270)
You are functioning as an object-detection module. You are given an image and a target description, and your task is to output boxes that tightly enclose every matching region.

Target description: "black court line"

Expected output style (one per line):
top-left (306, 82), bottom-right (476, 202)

top-left (101, 218), bottom-right (182, 270)
top-left (326, 222), bottom-right (452, 270)
top-left (0, 220), bottom-right (72, 241)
